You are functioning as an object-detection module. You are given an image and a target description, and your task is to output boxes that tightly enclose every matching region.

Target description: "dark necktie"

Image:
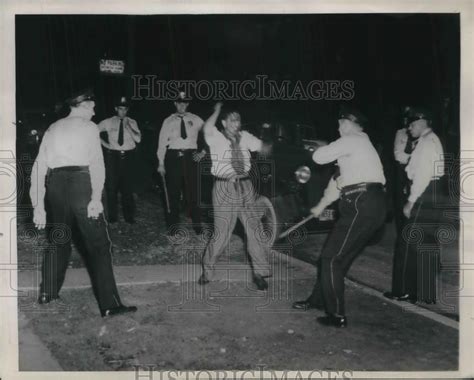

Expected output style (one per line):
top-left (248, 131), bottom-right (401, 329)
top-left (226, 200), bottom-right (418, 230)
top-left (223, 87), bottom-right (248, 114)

top-left (404, 134), bottom-right (418, 155)
top-left (406, 138), bottom-right (419, 165)
top-left (179, 115), bottom-right (187, 139)
top-left (118, 118), bottom-right (124, 146)
top-left (224, 131), bottom-right (246, 176)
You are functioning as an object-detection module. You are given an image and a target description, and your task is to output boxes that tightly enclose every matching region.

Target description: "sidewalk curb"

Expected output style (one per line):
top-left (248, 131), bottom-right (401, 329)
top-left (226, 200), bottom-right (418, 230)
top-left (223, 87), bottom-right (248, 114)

top-left (18, 312), bottom-right (63, 371)
top-left (17, 250), bottom-right (317, 291)
top-left (346, 279), bottom-right (459, 330)
top-left (18, 245), bottom-right (457, 370)
top-left (18, 249), bottom-right (458, 330)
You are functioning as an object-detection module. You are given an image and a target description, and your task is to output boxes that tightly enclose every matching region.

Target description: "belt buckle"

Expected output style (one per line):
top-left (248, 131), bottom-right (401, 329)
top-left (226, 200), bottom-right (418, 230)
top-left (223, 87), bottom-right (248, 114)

top-left (177, 151), bottom-right (184, 157)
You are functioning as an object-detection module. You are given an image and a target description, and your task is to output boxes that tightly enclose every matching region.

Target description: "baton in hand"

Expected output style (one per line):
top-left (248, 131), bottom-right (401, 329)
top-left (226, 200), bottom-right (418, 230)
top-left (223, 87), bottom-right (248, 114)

top-left (278, 214), bottom-right (315, 239)
top-left (160, 172), bottom-right (171, 214)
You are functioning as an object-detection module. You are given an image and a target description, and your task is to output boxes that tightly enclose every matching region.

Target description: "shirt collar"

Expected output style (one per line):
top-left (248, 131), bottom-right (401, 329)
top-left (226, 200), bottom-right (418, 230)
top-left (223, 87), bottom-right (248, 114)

top-left (420, 128), bottom-right (432, 138)
top-left (343, 130), bottom-right (366, 138)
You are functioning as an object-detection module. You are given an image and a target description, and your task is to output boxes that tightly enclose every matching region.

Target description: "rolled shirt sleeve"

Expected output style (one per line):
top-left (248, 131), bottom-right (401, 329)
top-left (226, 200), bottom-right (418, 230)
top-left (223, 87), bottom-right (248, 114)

top-left (29, 130), bottom-right (50, 211)
top-left (88, 123), bottom-right (106, 202)
top-left (394, 128), bottom-right (410, 164)
top-left (312, 137), bottom-right (350, 164)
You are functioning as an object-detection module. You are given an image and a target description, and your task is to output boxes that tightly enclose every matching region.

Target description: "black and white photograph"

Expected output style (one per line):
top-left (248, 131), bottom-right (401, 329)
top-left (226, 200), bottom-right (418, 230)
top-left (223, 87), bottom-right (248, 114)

top-left (1, 0), bottom-right (473, 378)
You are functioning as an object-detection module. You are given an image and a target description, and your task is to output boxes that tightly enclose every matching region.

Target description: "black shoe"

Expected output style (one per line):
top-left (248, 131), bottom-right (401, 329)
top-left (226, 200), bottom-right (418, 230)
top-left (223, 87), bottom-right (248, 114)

top-left (197, 274), bottom-right (209, 285)
top-left (38, 293), bottom-right (59, 304)
top-left (292, 299), bottom-right (324, 311)
top-left (101, 305), bottom-right (137, 318)
top-left (383, 291), bottom-right (417, 303)
top-left (317, 314), bottom-right (347, 328)
top-left (253, 275), bottom-right (268, 291)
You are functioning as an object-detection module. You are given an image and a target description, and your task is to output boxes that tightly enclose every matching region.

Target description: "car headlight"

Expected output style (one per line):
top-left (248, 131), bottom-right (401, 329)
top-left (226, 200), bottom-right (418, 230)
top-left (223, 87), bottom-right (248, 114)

top-left (295, 165), bottom-right (311, 184)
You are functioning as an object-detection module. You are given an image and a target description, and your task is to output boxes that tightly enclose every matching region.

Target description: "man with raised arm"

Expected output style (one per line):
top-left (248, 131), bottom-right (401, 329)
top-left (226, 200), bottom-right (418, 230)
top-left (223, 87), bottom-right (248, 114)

top-left (198, 102), bottom-right (271, 291)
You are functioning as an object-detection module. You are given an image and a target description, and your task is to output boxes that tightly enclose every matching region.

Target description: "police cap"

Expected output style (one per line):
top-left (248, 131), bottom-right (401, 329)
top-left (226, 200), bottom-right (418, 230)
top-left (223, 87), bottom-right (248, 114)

top-left (407, 107), bottom-right (432, 124)
top-left (66, 89), bottom-right (95, 107)
top-left (115, 96), bottom-right (129, 108)
top-left (338, 106), bottom-right (368, 128)
top-left (175, 91), bottom-right (192, 103)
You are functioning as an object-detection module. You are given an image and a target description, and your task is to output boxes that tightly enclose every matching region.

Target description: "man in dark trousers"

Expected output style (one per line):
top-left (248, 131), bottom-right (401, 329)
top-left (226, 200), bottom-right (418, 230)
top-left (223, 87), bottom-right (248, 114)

top-left (98, 96), bottom-right (141, 224)
top-left (30, 90), bottom-right (137, 317)
top-left (292, 107), bottom-right (386, 327)
top-left (157, 92), bottom-right (206, 233)
top-left (384, 107), bottom-right (445, 304)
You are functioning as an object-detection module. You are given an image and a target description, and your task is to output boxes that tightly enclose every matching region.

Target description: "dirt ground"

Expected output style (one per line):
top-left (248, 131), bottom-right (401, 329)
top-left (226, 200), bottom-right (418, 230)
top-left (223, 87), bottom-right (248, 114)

top-left (19, 279), bottom-right (458, 372)
top-left (17, 191), bottom-right (460, 371)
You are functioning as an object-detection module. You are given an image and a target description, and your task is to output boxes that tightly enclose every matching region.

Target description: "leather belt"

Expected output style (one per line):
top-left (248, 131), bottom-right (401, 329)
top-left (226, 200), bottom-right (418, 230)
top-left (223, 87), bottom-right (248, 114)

top-left (106, 148), bottom-right (134, 155)
top-left (168, 149), bottom-right (195, 158)
top-left (341, 182), bottom-right (384, 196)
top-left (50, 166), bottom-right (88, 173)
top-left (215, 176), bottom-right (250, 183)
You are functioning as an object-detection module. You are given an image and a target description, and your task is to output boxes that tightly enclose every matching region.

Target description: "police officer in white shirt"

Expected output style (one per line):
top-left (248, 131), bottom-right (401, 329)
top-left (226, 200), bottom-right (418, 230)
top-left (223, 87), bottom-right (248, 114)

top-left (292, 107), bottom-right (386, 327)
top-left (384, 107), bottom-right (445, 304)
top-left (198, 102), bottom-right (271, 291)
top-left (98, 96), bottom-right (141, 224)
top-left (157, 92), bottom-right (206, 233)
top-left (393, 106), bottom-right (416, 231)
top-left (30, 90), bottom-right (137, 317)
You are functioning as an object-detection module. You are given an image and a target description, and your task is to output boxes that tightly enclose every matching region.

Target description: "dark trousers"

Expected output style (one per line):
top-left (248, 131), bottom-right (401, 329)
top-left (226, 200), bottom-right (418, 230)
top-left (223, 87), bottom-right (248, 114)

top-left (164, 149), bottom-right (200, 228)
top-left (104, 148), bottom-right (136, 222)
top-left (391, 181), bottom-right (442, 302)
top-left (41, 166), bottom-right (122, 311)
top-left (307, 184), bottom-right (386, 315)
top-left (393, 163), bottom-right (410, 232)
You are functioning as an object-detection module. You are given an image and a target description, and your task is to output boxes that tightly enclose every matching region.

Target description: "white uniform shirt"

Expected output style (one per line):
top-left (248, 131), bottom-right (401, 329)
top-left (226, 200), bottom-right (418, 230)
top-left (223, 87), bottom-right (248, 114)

top-left (394, 128), bottom-right (411, 164)
top-left (97, 116), bottom-right (141, 151)
top-left (204, 125), bottom-right (262, 177)
top-left (405, 128), bottom-right (444, 203)
top-left (30, 116), bottom-right (105, 209)
top-left (313, 131), bottom-right (386, 202)
top-left (157, 112), bottom-right (204, 164)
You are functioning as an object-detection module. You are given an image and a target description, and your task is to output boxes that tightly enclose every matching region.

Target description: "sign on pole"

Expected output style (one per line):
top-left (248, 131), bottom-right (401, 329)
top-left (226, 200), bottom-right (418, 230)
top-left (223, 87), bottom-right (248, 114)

top-left (99, 59), bottom-right (125, 75)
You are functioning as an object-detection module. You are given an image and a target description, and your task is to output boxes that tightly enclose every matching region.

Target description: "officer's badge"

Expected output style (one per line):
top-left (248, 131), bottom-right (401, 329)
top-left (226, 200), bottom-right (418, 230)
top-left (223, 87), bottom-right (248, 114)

top-left (188, 120), bottom-right (193, 127)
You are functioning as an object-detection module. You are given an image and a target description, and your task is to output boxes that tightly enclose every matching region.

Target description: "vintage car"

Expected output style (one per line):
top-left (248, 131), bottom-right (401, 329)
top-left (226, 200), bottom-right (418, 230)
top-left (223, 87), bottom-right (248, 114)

top-left (244, 121), bottom-right (339, 244)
